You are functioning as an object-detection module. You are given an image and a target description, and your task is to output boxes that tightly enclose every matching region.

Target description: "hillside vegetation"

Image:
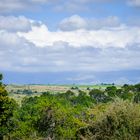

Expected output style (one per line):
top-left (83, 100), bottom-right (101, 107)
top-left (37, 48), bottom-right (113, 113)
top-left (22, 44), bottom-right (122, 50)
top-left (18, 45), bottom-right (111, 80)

top-left (1, 74), bottom-right (140, 140)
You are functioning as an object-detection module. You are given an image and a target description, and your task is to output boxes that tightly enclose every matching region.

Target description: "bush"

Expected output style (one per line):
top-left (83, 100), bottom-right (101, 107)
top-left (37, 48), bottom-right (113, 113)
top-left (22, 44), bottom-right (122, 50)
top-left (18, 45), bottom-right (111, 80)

top-left (89, 89), bottom-right (111, 103)
top-left (105, 86), bottom-right (117, 97)
top-left (76, 98), bottom-right (140, 140)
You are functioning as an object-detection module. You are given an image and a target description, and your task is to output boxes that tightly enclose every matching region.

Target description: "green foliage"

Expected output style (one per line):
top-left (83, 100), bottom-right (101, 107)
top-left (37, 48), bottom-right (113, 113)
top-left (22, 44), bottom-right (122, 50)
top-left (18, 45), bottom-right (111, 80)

top-left (36, 105), bottom-right (82, 139)
top-left (134, 83), bottom-right (140, 92)
top-left (42, 91), bottom-right (51, 96)
top-left (0, 74), bottom-right (3, 85)
top-left (134, 92), bottom-right (140, 103)
top-left (0, 74), bottom-right (17, 139)
top-left (2, 79), bottom-right (140, 140)
top-left (89, 89), bottom-right (111, 103)
top-left (0, 73), bottom-right (2, 80)
top-left (71, 90), bottom-right (94, 107)
top-left (105, 86), bottom-right (117, 97)
top-left (77, 99), bottom-right (140, 140)
top-left (10, 90), bottom-right (92, 139)
top-left (60, 90), bottom-right (75, 100)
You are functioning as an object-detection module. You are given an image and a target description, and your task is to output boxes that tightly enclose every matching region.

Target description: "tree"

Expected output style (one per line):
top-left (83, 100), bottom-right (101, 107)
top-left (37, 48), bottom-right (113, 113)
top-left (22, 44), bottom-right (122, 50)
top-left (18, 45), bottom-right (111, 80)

top-left (89, 89), bottom-right (111, 103)
top-left (105, 86), bottom-right (117, 97)
top-left (134, 92), bottom-right (140, 103)
top-left (134, 83), bottom-right (140, 92)
top-left (122, 84), bottom-right (134, 92)
top-left (0, 74), bottom-right (17, 140)
top-left (0, 73), bottom-right (3, 80)
top-left (0, 74), bottom-right (3, 85)
top-left (70, 90), bottom-right (94, 107)
top-left (65, 90), bottom-right (75, 99)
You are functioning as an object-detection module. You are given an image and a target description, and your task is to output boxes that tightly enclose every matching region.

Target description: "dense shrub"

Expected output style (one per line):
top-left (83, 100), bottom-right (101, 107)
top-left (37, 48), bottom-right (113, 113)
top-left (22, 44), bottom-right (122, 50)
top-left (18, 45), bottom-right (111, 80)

top-left (89, 89), bottom-right (111, 103)
top-left (77, 99), bottom-right (140, 140)
top-left (105, 86), bottom-right (117, 97)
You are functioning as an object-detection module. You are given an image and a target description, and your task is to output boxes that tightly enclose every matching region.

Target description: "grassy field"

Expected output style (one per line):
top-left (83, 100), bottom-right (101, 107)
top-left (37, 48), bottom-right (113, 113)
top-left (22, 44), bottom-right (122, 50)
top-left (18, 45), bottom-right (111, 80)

top-left (6, 84), bottom-right (70, 93)
top-left (6, 84), bottom-right (121, 92)
top-left (7, 84), bottom-right (121, 103)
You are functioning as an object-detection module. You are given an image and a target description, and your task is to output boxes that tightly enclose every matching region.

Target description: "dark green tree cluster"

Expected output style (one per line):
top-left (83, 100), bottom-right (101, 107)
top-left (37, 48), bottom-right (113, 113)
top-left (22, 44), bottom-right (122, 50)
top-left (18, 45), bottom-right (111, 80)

top-left (0, 74), bottom-right (17, 140)
top-left (89, 84), bottom-right (140, 103)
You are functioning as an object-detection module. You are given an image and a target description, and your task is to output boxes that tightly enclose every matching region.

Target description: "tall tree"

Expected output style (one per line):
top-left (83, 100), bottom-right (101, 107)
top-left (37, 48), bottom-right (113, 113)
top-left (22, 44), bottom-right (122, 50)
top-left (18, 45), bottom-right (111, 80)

top-left (0, 74), bottom-right (17, 140)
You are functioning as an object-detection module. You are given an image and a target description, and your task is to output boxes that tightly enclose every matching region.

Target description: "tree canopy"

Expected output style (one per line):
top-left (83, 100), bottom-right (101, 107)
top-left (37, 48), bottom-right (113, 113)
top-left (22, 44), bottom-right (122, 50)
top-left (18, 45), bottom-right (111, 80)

top-left (0, 74), bottom-right (17, 139)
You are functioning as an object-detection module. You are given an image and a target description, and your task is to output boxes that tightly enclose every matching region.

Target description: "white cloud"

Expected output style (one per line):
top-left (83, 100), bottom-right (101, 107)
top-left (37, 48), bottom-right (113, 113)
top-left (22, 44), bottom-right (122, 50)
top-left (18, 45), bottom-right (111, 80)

top-left (0, 16), bottom-right (36, 32)
top-left (18, 20), bottom-right (140, 48)
top-left (0, 16), bottom-right (140, 73)
top-left (0, 31), bottom-right (140, 73)
top-left (59, 15), bottom-right (121, 31)
top-left (59, 15), bottom-right (87, 31)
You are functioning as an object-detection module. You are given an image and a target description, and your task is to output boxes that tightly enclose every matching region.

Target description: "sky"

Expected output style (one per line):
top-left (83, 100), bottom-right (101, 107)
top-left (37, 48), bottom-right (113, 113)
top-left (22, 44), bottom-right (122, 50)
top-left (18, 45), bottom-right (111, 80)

top-left (0, 0), bottom-right (140, 84)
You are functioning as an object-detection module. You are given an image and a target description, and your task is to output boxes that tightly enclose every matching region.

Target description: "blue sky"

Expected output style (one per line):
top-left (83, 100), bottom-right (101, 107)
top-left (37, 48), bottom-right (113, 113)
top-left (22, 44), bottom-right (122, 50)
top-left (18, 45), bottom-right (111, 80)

top-left (0, 0), bottom-right (140, 84)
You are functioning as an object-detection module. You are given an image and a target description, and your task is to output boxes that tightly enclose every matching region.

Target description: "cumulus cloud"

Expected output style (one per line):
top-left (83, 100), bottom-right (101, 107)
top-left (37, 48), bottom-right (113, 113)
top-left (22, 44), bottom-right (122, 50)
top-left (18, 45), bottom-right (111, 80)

top-left (0, 16), bottom-right (38, 32)
top-left (59, 15), bottom-right (86, 31)
top-left (0, 16), bottom-right (140, 74)
top-left (0, 30), bottom-right (140, 73)
top-left (0, 31), bottom-right (35, 71)
top-left (18, 20), bottom-right (140, 48)
top-left (1, 36), bottom-right (140, 73)
top-left (59, 15), bottom-right (121, 31)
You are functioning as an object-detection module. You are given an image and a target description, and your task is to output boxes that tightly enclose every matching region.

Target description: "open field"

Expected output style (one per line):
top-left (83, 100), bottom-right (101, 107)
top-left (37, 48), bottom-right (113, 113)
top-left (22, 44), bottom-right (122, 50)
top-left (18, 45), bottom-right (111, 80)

top-left (7, 84), bottom-right (121, 103)
top-left (6, 84), bottom-right (121, 93)
top-left (6, 84), bottom-right (70, 93)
